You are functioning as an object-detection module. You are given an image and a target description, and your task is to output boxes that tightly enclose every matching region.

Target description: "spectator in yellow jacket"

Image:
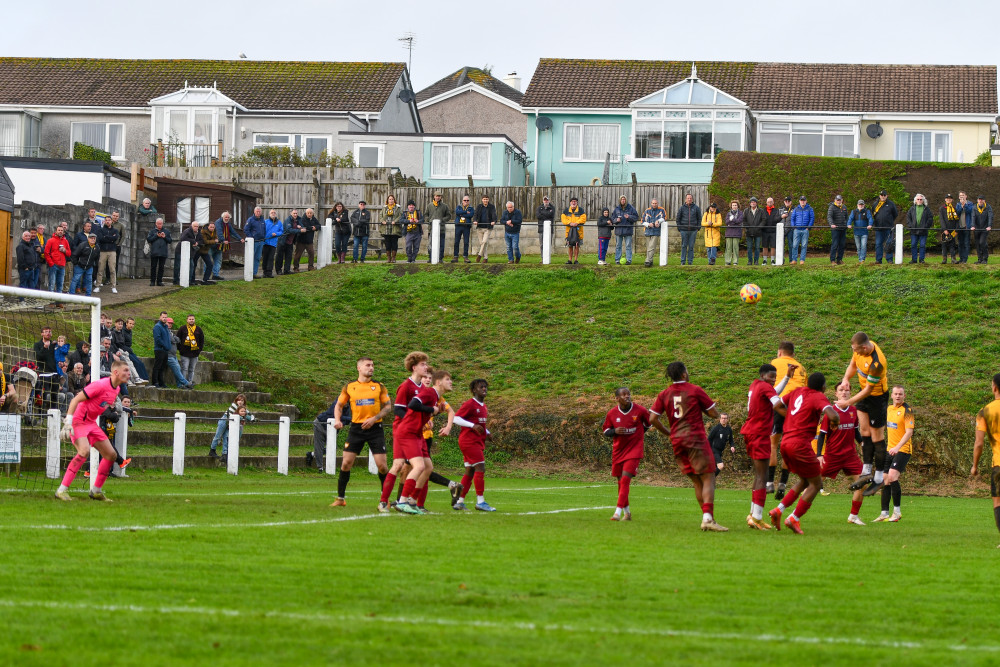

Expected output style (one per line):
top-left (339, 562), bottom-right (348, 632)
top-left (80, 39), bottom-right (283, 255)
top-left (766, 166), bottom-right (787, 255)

top-left (702, 203), bottom-right (723, 265)
top-left (562, 197), bottom-right (586, 265)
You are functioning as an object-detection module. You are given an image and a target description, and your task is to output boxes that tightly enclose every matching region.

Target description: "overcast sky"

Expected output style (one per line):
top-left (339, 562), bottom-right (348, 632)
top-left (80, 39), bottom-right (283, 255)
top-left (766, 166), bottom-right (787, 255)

top-left (4, 0), bottom-right (997, 95)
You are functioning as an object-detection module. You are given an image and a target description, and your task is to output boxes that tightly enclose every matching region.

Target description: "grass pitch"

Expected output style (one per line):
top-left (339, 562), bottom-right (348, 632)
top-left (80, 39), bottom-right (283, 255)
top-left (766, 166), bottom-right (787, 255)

top-left (2, 470), bottom-right (998, 666)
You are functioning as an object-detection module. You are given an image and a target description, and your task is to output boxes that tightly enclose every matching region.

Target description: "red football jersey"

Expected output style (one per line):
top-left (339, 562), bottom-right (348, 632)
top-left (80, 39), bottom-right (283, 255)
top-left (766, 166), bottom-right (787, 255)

top-left (650, 382), bottom-right (715, 446)
top-left (396, 385), bottom-right (439, 438)
top-left (392, 377), bottom-right (421, 429)
top-left (455, 398), bottom-right (488, 448)
top-left (740, 378), bottom-right (780, 438)
top-left (602, 403), bottom-right (650, 463)
top-left (781, 387), bottom-right (832, 445)
top-left (820, 405), bottom-right (858, 457)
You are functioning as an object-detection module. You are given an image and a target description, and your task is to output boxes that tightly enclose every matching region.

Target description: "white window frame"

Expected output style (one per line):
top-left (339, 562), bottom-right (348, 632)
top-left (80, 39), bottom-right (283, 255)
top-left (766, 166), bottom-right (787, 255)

top-left (562, 123), bottom-right (621, 163)
top-left (631, 109), bottom-right (746, 162)
top-left (252, 133), bottom-right (333, 158)
top-left (757, 122), bottom-right (858, 158)
top-left (893, 129), bottom-right (952, 162)
top-left (70, 121), bottom-right (126, 160)
top-left (353, 142), bottom-right (385, 167)
top-left (430, 143), bottom-right (491, 179)
top-left (159, 107), bottom-right (220, 145)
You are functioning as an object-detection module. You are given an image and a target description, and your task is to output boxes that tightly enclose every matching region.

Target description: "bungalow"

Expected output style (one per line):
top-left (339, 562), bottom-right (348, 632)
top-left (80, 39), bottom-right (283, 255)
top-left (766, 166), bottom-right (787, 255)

top-left (417, 66), bottom-right (526, 149)
top-left (521, 59), bottom-right (999, 186)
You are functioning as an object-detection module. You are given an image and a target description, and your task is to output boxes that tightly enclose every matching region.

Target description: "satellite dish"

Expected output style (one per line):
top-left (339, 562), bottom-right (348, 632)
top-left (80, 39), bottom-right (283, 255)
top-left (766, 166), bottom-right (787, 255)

top-left (866, 123), bottom-right (883, 139)
top-left (398, 89), bottom-right (415, 104)
top-left (535, 116), bottom-right (553, 131)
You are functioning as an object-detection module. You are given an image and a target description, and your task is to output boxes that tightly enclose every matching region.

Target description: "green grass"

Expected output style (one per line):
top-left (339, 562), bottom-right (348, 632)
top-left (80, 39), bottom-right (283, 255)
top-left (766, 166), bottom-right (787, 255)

top-left (2, 470), bottom-right (999, 665)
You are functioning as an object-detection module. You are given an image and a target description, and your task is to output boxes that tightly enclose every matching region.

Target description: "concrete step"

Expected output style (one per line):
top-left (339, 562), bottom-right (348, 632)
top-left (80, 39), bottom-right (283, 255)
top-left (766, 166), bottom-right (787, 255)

top-left (235, 380), bottom-right (258, 392)
top-left (213, 369), bottom-right (242, 384)
top-left (139, 357), bottom-right (231, 386)
top-left (127, 385), bottom-right (272, 404)
top-left (139, 406), bottom-right (299, 420)
top-left (125, 429), bottom-right (313, 447)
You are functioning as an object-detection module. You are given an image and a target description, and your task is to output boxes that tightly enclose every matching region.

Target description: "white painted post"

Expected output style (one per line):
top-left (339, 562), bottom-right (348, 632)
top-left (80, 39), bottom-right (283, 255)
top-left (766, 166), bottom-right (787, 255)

top-left (244, 238), bottom-right (254, 281)
top-left (431, 219), bottom-right (441, 264)
top-left (894, 223), bottom-right (904, 264)
top-left (89, 447), bottom-right (99, 491)
top-left (325, 418), bottom-right (338, 475)
top-left (172, 412), bottom-right (185, 476)
top-left (659, 226), bottom-right (668, 266)
top-left (113, 412), bottom-right (128, 477)
top-left (542, 219), bottom-right (552, 264)
top-left (775, 223), bottom-right (785, 266)
top-left (179, 242), bottom-right (191, 287)
top-left (318, 221), bottom-right (332, 269)
top-left (227, 412), bottom-right (240, 475)
top-left (45, 409), bottom-right (60, 479)
top-left (277, 416), bottom-right (290, 475)
top-left (368, 445), bottom-right (378, 475)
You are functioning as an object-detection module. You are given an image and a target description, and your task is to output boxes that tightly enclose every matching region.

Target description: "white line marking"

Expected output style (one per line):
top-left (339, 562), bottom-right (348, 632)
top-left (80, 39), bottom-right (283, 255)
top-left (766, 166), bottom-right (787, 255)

top-left (153, 484), bottom-right (606, 497)
top-left (0, 599), bottom-right (994, 653)
top-left (514, 506), bottom-right (616, 516)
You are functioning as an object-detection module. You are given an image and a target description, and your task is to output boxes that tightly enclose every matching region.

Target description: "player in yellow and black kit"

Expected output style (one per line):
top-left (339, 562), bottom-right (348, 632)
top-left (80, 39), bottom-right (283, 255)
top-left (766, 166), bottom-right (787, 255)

top-left (873, 385), bottom-right (913, 522)
top-left (329, 357), bottom-right (391, 506)
top-left (769, 341), bottom-right (805, 499)
top-left (837, 331), bottom-right (890, 497)
top-left (970, 373), bottom-right (1000, 545)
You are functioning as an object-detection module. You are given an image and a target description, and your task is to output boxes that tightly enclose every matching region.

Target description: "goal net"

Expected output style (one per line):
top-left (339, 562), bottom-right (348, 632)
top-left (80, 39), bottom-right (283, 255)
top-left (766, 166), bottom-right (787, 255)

top-left (0, 285), bottom-right (100, 492)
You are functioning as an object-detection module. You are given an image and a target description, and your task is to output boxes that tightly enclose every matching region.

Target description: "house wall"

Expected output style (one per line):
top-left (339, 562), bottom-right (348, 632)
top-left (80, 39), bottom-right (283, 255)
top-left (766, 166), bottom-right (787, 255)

top-left (860, 120), bottom-right (992, 163)
top-left (235, 116), bottom-right (353, 158)
top-left (4, 167), bottom-right (104, 206)
top-left (375, 76), bottom-right (420, 133)
top-left (421, 91), bottom-right (526, 149)
top-left (422, 140), bottom-right (526, 188)
top-left (37, 111), bottom-right (150, 163)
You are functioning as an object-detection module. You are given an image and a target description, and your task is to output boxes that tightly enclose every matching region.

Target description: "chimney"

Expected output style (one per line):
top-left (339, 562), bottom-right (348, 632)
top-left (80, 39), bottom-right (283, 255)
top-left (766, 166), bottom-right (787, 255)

top-left (503, 72), bottom-right (521, 92)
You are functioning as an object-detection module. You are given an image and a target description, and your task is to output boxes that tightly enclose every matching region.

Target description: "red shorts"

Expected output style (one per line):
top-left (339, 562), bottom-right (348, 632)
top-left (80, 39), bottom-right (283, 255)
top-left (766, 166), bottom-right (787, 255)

top-left (821, 451), bottom-right (863, 479)
top-left (72, 421), bottom-right (109, 447)
top-left (744, 433), bottom-right (771, 460)
top-left (612, 458), bottom-right (641, 478)
top-left (781, 439), bottom-right (822, 479)
top-left (394, 434), bottom-right (424, 462)
top-left (460, 443), bottom-right (485, 467)
top-left (673, 440), bottom-right (715, 476)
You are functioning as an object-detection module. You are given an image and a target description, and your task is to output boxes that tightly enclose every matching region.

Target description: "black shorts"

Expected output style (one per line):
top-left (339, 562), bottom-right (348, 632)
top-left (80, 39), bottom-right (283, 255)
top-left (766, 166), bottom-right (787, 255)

top-left (772, 410), bottom-right (786, 435)
top-left (991, 467), bottom-right (1000, 497)
top-left (890, 452), bottom-right (910, 473)
top-left (344, 423), bottom-right (386, 455)
top-left (857, 393), bottom-right (889, 429)
top-left (761, 232), bottom-right (776, 249)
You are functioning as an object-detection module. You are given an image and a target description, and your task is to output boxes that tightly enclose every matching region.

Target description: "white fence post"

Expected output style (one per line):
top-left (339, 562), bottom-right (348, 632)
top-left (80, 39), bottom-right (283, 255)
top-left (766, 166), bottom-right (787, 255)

top-left (894, 224), bottom-right (904, 264)
top-left (89, 447), bottom-right (99, 491)
top-left (277, 416), bottom-right (290, 475)
top-left (775, 223), bottom-right (785, 266)
top-left (325, 418), bottom-right (338, 475)
top-left (318, 221), bottom-right (332, 269)
top-left (179, 242), bottom-right (191, 287)
top-left (45, 409), bottom-right (60, 479)
top-left (244, 238), bottom-right (254, 281)
top-left (172, 412), bottom-right (185, 476)
top-left (431, 219), bottom-right (441, 264)
top-left (113, 412), bottom-right (128, 477)
top-left (542, 220), bottom-right (552, 264)
top-left (227, 413), bottom-right (240, 475)
top-left (368, 446), bottom-right (378, 475)
top-left (659, 226), bottom-right (668, 266)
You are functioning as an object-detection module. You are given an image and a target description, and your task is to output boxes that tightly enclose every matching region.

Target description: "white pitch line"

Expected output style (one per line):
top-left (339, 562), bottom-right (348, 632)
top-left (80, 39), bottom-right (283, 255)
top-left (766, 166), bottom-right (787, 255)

top-left (155, 484), bottom-right (606, 498)
top-left (514, 506), bottom-right (616, 516)
top-left (0, 599), bottom-right (995, 653)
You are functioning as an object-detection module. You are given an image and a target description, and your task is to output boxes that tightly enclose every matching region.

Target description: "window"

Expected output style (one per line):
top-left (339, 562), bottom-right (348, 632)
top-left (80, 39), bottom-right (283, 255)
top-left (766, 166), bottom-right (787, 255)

top-left (895, 130), bottom-right (951, 162)
top-left (71, 122), bottom-right (125, 159)
top-left (253, 133), bottom-right (331, 160)
top-left (633, 112), bottom-right (744, 160)
top-left (563, 123), bottom-right (620, 161)
top-left (430, 143), bottom-right (491, 179)
top-left (176, 196), bottom-right (211, 226)
top-left (758, 122), bottom-right (857, 158)
top-left (353, 143), bottom-right (384, 168)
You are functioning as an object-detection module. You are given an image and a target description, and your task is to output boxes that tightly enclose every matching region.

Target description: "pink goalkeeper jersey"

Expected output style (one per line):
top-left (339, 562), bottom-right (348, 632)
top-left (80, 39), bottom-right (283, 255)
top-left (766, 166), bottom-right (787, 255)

top-left (73, 377), bottom-right (120, 424)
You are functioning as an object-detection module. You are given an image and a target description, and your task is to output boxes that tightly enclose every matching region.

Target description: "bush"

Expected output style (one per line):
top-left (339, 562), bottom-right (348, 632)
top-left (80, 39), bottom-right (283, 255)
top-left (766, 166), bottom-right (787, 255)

top-left (73, 142), bottom-right (114, 166)
top-left (227, 146), bottom-right (356, 168)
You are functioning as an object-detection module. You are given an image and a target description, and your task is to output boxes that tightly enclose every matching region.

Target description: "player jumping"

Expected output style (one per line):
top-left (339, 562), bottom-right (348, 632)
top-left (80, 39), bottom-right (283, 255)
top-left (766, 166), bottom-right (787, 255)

top-left (769, 342), bottom-right (807, 499)
top-left (741, 363), bottom-right (795, 530)
top-left (453, 378), bottom-right (495, 511)
top-left (817, 384), bottom-right (867, 525)
top-left (837, 332), bottom-right (890, 498)
top-left (602, 387), bottom-right (651, 521)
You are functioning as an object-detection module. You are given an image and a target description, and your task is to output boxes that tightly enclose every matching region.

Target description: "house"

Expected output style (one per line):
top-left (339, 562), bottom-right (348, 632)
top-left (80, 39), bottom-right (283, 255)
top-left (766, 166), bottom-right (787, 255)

top-left (0, 58), bottom-right (422, 167)
top-left (417, 67), bottom-right (526, 149)
top-left (521, 59), bottom-right (999, 186)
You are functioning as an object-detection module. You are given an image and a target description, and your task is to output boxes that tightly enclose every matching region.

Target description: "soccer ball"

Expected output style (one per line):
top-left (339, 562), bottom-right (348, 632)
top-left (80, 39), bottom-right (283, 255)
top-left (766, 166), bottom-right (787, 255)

top-left (740, 283), bottom-right (762, 304)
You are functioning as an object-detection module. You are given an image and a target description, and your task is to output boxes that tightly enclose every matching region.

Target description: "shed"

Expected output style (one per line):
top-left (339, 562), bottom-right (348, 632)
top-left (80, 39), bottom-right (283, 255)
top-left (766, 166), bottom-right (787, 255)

top-left (0, 162), bottom-right (14, 286)
top-left (154, 177), bottom-right (260, 262)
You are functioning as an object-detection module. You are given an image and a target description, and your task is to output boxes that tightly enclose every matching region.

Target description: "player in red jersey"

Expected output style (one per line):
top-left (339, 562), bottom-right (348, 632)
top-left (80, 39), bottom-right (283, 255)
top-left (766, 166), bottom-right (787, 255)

top-left (740, 363), bottom-right (796, 530)
top-left (453, 378), bottom-right (494, 511)
top-left (379, 351), bottom-right (430, 512)
top-left (392, 368), bottom-right (453, 514)
top-left (768, 372), bottom-right (840, 534)
top-left (602, 387), bottom-right (651, 521)
top-left (54, 359), bottom-right (130, 501)
top-left (817, 384), bottom-right (867, 525)
top-left (650, 362), bottom-right (727, 532)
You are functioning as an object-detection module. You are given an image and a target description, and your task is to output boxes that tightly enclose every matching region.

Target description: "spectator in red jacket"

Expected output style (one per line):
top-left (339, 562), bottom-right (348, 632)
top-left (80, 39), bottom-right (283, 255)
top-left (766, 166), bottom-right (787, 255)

top-left (43, 225), bottom-right (73, 293)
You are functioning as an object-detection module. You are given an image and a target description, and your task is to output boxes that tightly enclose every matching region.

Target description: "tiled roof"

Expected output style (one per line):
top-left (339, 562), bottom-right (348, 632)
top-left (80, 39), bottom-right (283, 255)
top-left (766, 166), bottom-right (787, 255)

top-left (0, 58), bottom-right (407, 112)
top-left (417, 66), bottom-right (523, 104)
top-left (522, 59), bottom-right (998, 115)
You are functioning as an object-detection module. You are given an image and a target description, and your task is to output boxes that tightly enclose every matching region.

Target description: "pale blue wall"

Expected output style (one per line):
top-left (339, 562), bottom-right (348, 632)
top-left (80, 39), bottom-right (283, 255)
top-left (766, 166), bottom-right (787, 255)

top-left (422, 140), bottom-right (526, 187)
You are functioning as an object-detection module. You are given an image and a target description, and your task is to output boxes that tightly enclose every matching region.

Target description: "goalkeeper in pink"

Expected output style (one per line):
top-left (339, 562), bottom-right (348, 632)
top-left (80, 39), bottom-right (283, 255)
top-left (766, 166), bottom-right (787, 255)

top-left (55, 359), bottom-right (130, 501)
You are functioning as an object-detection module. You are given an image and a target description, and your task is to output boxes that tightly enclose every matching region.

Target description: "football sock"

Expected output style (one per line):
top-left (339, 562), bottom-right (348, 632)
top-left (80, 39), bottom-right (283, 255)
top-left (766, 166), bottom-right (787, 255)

top-left (476, 495), bottom-right (485, 504)
top-left (861, 436), bottom-right (874, 465)
top-left (617, 476), bottom-right (631, 508)
top-left (881, 485), bottom-right (891, 512)
top-left (994, 506), bottom-right (1000, 532)
top-left (861, 463), bottom-right (872, 475)
top-left (782, 487), bottom-right (800, 508)
top-left (891, 480), bottom-right (901, 509)
top-left (473, 471), bottom-right (485, 496)
top-left (115, 453), bottom-right (126, 466)
top-left (779, 469), bottom-right (790, 485)
top-left (429, 471), bottom-right (451, 487)
top-left (416, 485), bottom-right (429, 507)
top-left (701, 502), bottom-right (713, 520)
top-left (395, 481), bottom-right (404, 502)
top-left (873, 470), bottom-right (884, 484)
top-left (401, 478), bottom-right (417, 499)
top-left (60, 454), bottom-right (87, 488)
top-left (767, 465), bottom-right (776, 482)
top-left (460, 472), bottom-right (474, 498)
top-left (337, 469), bottom-right (350, 498)
top-left (792, 497), bottom-right (812, 519)
top-left (613, 507), bottom-right (622, 517)
top-left (850, 499), bottom-right (863, 515)
top-left (751, 488), bottom-right (766, 508)
top-left (872, 440), bottom-right (887, 473)
top-left (776, 502), bottom-right (786, 511)
top-left (379, 472), bottom-right (397, 504)
top-left (378, 472), bottom-right (387, 488)
top-left (94, 458), bottom-right (113, 489)
top-left (624, 505), bottom-right (630, 513)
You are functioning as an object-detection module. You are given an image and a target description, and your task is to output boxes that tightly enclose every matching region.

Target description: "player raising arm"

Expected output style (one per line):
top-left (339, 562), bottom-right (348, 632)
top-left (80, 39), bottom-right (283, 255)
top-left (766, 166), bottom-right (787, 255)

top-left (55, 359), bottom-right (131, 502)
top-left (649, 362), bottom-right (727, 532)
top-left (970, 373), bottom-right (1000, 546)
top-left (602, 387), bottom-right (651, 521)
top-left (453, 378), bottom-right (495, 511)
top-left (741, 363), bottom-right (794, 530)
top-left (836, 332), bottom-right (890, 497)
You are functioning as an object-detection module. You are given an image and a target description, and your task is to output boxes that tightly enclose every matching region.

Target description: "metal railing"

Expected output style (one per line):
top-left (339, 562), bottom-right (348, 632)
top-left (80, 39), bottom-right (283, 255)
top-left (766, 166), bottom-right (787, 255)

top-left (151, 140), bottom-right (223, 167)
top-left (0, 145), bottom-right (48, 158)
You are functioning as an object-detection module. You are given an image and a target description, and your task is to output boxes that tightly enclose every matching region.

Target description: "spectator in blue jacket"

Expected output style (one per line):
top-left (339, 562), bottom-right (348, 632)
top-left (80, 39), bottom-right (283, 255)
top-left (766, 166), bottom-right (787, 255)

top-left (213, 211), bottom-right (244, 280)
top-left (452, 196), bottom-right (476, 263)
top-left (847, 199), bottom-right (874, 263)
top-left (151, 312), bottom-right (172, 389)
top-left (262, 213), bottom-right (283, 278)
top-left (501, 201), bottom-right (523, 264)
top-left (612, 195), bottom-right (638, 265)
top-left (957, 191), bottom-right (974, 264)
top-left (244, 206), bottom-right (267, 277)
top-left (643, 199), bottom-right (667, 267)
top-left (789, 195), bottom-right (815, 264)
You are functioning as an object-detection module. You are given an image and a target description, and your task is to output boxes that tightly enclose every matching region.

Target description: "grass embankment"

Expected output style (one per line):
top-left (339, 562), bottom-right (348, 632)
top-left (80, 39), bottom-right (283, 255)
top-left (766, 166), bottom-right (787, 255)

top-left (122, 263), bottom-right (1000, 475)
